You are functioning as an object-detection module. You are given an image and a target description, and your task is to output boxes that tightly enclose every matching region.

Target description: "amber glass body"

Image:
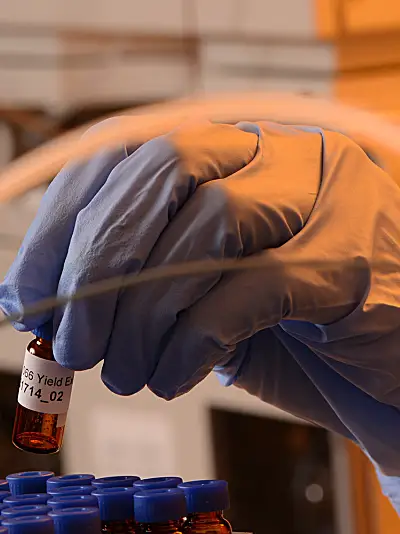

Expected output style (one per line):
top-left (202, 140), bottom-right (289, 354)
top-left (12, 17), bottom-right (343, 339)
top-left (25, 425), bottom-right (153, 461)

top-left (12, 338), bottom-right (65, 454)
top-left (102, 519), bottom-right (139, 533)
top-left (140, 521), bottom-right (182, 533)
top-left (181, 512), bottom-right (232, 533)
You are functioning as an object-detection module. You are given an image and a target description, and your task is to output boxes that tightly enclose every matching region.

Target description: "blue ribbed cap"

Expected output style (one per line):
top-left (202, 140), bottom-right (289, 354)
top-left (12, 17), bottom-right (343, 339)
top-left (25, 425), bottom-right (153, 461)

top-left (92, 475), bottom-right (140, 489)
top-left (2, 515), bottom-right (54, 534)
top-left (133, 477), bottom-right (182, 491)
top-left (0, 504), bottom-right (9, 513)
top-left (1, 505), bottom-right (50, 519)
top-left (47, 495), bottom-right (98, 510)
top-left (178, 480), bottom-right (229, 513)
top-left (134, 489), bottom-right (186, 523)
top-left (49, 507), bottom-right (101, 534)
top-left (47, 485), bottom-right (94, 497)
top-left (33, 321), bottom-right (53, 342)
top-left (0, 492), bottom-right (11, 503)
top-left (7, 472), bottom-right (54, 496)
top-left (0, 481), bottom-right (9, 492)
top-left (4, 495), bottom-right (49, 507)
top-left (47, 475), bottom-right (94, 491)
top-left (91, 487), bottom-right (136, 521)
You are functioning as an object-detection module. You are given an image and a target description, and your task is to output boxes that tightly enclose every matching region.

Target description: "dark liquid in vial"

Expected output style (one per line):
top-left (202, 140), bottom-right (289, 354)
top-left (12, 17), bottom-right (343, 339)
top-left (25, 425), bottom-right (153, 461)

top-left (12, 338), bottom-right (65, 455)
top-left (102, 520), bottom-right (139, 533)
top-left (140, 522), bottom-right (182, 533)
top-left (182, 512), bottom-right (232, 533)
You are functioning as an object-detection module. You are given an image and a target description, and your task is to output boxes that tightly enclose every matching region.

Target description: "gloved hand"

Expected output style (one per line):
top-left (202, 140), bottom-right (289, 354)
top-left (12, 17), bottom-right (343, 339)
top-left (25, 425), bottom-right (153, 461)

top-left (2, 119), bottom-right (400, 507)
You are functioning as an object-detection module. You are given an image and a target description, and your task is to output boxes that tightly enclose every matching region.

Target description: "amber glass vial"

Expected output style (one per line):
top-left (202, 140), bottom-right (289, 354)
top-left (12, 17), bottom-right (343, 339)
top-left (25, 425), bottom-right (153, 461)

top-left (12, 337), bottom-right (75, 454)
top-left (134, 489), bottom-right (186, 534)
top-left (178, 481), bottom-right (232, 534)
top-left (92, 487), bottom-right (139, 534)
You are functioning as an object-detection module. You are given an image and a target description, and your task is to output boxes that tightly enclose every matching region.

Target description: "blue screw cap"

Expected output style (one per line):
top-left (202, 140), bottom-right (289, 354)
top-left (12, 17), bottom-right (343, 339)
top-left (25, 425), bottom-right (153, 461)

top-left (133, 477), bottom-right (182, 491)
top-left (7, 472), bottom-right (54, 496)
top-left (33, 321), bottom-right (53, 341)
top-left (134, 489), bottom-right (186, 523)
top-left (1, 505), bottom-right (50, 519)
top-left (49, 506), bottom-right (101, 534)
top-left (47, 494), bottom-right (98, 510)
top-left (4, 495), bottom-right (49, 507)
top-left (47, 475), bottom-right (94, 492)
top-left (92, 475), bottom-right (140, 489)
top-left (178, 480), bottom-right (230, 513)
top-left (47, 485), bottom-right (94, 497)
top-left (2, 515), bottom-right (54, 534)
top-left (0, 492), bottom-right (10, 503)
top-left (92, 487), bottom-right (136, 521)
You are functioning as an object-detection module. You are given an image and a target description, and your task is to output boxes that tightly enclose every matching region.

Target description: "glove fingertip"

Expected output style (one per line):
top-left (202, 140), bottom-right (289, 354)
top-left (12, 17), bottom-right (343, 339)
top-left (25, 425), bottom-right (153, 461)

top-left (101, 372), bottom-right (146, 397)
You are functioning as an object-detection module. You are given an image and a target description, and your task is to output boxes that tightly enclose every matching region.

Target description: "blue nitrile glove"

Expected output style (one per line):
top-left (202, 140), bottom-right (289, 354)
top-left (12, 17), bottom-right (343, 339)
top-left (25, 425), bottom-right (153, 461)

top-left (1, 119), bottom-right (400, 511)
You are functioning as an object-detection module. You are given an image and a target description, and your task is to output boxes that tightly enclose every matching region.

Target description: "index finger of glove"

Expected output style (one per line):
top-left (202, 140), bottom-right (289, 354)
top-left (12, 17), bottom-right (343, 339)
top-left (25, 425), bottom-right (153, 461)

top-left (0, 118), bottom-right (129, 331)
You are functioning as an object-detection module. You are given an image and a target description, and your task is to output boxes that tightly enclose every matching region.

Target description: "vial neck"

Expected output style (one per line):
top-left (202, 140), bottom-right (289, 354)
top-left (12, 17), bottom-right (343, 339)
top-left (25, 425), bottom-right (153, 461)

top-left (36, 337), bottom-right (52, 349)
top-left (188, 511), bottom-right (224, 524)
top-left (143, 520), bottom-right (182, 533)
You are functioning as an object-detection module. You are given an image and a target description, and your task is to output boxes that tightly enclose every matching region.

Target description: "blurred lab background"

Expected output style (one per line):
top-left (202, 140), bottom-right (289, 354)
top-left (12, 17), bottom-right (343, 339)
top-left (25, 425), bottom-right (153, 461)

top-left (0, 1), bottom-right (400, 533)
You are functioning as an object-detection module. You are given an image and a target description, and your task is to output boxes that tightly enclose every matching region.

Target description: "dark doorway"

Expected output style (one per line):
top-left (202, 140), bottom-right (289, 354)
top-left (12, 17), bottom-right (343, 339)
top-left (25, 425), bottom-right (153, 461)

top-left (0, 370), bottom-right (62, 478)
top-left (211, 408), bottom-right (336, 534)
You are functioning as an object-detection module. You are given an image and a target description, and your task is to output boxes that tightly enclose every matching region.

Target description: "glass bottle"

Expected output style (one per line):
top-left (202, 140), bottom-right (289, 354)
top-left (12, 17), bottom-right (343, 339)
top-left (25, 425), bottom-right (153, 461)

top-left (92, 487), bottom-right (138, 533)
top-left (12, 334), bottom-right (74, 454)
top-left (178, 480), bottom-right (232, 534)
top-left (134, 489), bottom-right (186, 534)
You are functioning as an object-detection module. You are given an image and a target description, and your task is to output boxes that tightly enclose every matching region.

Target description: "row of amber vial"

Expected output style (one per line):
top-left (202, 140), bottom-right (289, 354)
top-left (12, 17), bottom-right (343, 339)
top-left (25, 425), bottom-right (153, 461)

top-left (0, 473), bottom-right (232, 533)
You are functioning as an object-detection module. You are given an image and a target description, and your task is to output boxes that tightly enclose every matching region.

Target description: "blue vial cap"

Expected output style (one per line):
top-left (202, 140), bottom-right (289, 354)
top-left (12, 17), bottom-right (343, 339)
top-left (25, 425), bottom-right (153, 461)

top-left (2, 515), bottom-right (54, 534)
top-left (92, 475), bottom-right (140, 489)
top-left (49, 507), bottom-right (101, 534)
top-left (0, 492), bottom-right (11, 503)
top-left (133, 477), bottom-right (183, 491)
top-left (47, 485), bottom-right (94, 497)
top-left (134, 489), bottom-right (186, 523)
top-left (0, 481), bottom-right (9, 492)
top-left (92, 487), bottom-right (136, 521)
top-left (178, 480), bottom-right (230, 513)
top-left (1, 505), bottom-right (50, 519)
top-left (33, 321), bottom-right (53, 341)
top-left (47, 495), bottom-right (98, 510)
top-left (7, 472), bottom-right (54, 496)
top-left (47, 475), bottom-right (94, 491)
top-left (4, 495), bottom-right (49, 507)
top-left (0, 504), bottom-right (9, 513)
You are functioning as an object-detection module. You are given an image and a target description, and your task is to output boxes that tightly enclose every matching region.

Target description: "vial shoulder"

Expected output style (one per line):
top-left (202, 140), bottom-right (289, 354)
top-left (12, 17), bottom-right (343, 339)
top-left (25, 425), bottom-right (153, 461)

top-left (27, 338), bottom-right (54, 361)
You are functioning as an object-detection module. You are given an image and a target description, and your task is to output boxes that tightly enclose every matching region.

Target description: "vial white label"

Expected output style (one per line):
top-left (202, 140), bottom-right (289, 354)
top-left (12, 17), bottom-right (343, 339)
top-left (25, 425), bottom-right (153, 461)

top-left (18, 351), bottom-right (75, 415)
